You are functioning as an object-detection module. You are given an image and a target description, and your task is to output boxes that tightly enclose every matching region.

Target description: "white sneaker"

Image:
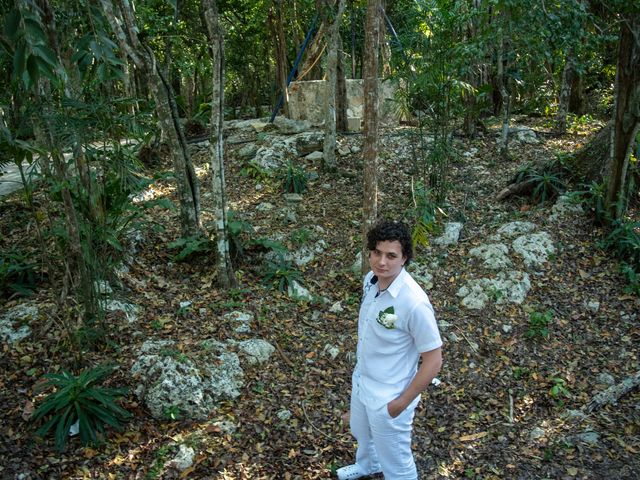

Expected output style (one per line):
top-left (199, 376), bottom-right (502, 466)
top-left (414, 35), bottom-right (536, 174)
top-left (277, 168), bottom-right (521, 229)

top-left (336, 464), bottom-right (381, 480)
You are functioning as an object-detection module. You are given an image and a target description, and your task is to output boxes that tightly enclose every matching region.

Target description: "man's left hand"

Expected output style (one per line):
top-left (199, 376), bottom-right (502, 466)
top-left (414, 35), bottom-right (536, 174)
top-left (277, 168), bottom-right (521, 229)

top-left (386, 399), bottom-right (405, 418)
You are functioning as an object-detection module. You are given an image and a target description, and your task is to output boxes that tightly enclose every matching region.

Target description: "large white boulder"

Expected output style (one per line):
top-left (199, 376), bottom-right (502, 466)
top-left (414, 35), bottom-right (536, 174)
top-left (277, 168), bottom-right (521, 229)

top-left (512, 232), bottom-right (556, 268)
top-left (0, 303), bottom-right (37, 343)
top-left (432, 222), bottom-right (464, 246)
top-left (131, 340), bottom-right (244, 420)
top-left (469, 243), bottom-right (512, 270)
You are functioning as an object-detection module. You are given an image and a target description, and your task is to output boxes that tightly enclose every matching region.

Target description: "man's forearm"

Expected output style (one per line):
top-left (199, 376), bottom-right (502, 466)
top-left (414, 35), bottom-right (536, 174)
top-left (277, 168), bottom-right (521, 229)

top-left (388, 348), bottom-right (442, 417)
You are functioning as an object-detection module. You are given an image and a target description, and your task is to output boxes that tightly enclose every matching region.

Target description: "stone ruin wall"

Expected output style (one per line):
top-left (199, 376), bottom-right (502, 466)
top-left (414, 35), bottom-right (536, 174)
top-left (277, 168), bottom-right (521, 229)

top-left (287, 79), bottom-right (400, 131)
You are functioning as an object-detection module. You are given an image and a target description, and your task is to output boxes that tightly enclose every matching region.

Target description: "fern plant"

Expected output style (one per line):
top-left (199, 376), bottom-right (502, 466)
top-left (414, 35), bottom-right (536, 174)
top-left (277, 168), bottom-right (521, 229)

top-left (32, 365), bottom-right (130, 451)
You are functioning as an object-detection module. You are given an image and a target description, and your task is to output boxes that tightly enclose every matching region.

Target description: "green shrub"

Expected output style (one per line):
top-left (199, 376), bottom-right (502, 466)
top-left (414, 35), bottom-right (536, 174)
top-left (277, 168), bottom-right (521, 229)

top-left (240, 159), bottom-right (271, 181)
top-left (548, 377), bottom-right (571, 407)
top-left (602, 220), bottom-right (640, 268)
top-left (525, 310), bottom-right (553, 340)
top-left (514, 163), bottom-right (567, 203)
top-left (168, 235), bottom-right (213, 261)
top-left (262, 259), bottom-right (301, 292)
top-left (408, 181), bottom-right (439, 248)
top-left (32, 365), bottom-right (130, 451)
top-left (280, 161), bottom-right (307, 194)
top-left (0, 250), bottom-right (37, 297)
top-left (290, 227), bottom-right (312, 245)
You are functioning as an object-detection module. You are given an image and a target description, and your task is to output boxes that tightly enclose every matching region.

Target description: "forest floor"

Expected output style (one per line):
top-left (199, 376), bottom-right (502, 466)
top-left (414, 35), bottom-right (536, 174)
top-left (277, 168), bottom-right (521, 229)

top-left (1, 116), bottom-right (639, 479)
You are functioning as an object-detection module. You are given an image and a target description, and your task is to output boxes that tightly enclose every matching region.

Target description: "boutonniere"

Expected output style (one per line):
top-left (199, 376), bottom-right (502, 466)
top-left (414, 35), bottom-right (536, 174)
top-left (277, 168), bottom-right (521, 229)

top-left (377, 306), bottom-right (398, 329)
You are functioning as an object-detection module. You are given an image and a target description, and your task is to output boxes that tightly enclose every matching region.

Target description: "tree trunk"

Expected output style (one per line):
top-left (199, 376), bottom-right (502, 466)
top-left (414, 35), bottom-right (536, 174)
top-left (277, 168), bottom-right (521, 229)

top-left (204, 0), bottom-right (236, 288)
top-left (270, 0), bottom-right (290, 117)
top-left (604, 15), bottom-right (640, 220)
top-left (100, 0), bottom-right (201, 237)
top-left (323, 0), bottom-right (346, 170)
top-left (336, 34), bottom-right (348, 132)
top-left (298, 15), bottom-right (329, 80)
top-left (555, 51), bottom-right (575, 134)
top-left (350, 0), bottom-right (357, 78)
top-left (497, 22), bottom-right (511, 159)
top-left (571, 122), bottom-right (611, 183)
top-left (362, 0), bottom-right (381, 274)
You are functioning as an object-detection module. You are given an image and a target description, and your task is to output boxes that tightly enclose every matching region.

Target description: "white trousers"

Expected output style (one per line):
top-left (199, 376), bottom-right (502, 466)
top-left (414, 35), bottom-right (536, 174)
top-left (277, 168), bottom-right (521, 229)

top-left (349, 392), bottom-right (420, 480)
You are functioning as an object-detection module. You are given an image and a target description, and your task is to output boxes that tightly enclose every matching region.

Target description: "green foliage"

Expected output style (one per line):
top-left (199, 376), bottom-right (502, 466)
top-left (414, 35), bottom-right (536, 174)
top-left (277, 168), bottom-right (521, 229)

top-left (163, 405), bottom-right (182, 421)
top-left (599, 220), bottom-right (640, 295)
top-left (548, 377), bottom-right (571, 407)
top-left (227, 209), bottom-right (255, 261)
top-left (240, 160), bottom-right (271, 181)
top-left (280, 161), bottom-right (307, 194)
top-left (0, 249), bottom-right (37, 297)
top-left (408, 181), bottom-right (439, 248)
top-left (602, 221), bottom-right (640, 268)
top-left (514, 160), bottom-right (567, 204)
top-left (168, 235), bottom-right (213, 261)
top-left (512, 366), bottom-right (530, 380)
top-left (31, 365), bottom-right (130, 451)
top-left (525, 310), bottom-right (553, 340)
top-left (290, 227), bottom-right (312, 245)
top-left (262, 259), bottom-right (302, 292)
top-left (621, 263), bottom-right (640, 296)
top-left (575, 181), bottom-right (607, 224)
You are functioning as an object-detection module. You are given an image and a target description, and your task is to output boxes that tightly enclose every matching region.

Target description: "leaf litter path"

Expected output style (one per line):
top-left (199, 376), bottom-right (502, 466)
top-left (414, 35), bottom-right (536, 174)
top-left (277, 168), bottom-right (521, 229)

top-left (1, 119), bottom-right (638, 479)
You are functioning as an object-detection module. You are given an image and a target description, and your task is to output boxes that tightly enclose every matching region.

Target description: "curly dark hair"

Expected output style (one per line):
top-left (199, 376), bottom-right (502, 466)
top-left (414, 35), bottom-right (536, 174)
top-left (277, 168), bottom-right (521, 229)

top-left (366, 219), bottom-right (413, 264)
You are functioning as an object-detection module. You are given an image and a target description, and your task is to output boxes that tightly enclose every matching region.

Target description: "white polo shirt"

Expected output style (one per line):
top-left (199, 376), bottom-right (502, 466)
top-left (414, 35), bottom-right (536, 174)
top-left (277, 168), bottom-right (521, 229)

top-left (353, 268), bottom-right (442, 410)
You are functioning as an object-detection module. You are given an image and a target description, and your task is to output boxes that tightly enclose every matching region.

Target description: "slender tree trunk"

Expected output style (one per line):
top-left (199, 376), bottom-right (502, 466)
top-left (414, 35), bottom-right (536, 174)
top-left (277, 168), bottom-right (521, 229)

top-left (298, 15), bottom-right (329, 80)
top-left (497, 13), bottom-right (511, 159)
top-left (350, 0), bottom-right (357, 78)
top-left (555, 51), bottom-right (575, 134)
top-left (362, 0), bottom-right (381, 274)
top-left (323, 0), bottom-right (346, 170)
top-left (336, 34), bottom-right (348, 131)
top-left (100, 0), bottom-right (201, 237)
top-left (604, 15), bottom-right (640, 220)
top-left (204, 0), bottom-right (236, 288)
top-left (270, 0), bottom-right (290, 117)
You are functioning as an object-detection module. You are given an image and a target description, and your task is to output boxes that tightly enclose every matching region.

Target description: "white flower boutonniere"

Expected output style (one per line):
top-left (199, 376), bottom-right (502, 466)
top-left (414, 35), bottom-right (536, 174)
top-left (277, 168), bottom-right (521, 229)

top-left (377, 306), bottom-right (398, 329)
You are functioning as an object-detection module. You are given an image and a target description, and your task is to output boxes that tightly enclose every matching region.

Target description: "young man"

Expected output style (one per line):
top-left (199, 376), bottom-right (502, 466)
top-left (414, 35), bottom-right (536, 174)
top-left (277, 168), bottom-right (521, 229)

top-left (338, 220), bottom-right (442, 480)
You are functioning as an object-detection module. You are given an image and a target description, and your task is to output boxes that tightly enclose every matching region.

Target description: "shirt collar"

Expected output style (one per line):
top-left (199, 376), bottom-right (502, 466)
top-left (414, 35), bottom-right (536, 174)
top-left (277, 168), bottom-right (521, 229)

top-left (385, 268), bottom-right (407, 298)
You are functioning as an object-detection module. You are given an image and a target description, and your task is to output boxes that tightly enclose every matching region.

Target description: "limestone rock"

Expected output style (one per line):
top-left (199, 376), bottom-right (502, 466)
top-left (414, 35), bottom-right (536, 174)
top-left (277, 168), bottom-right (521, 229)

top-left (288, 280), bottom-right (313, 301)
top-left (512, 232), bottom-right (556, 268)
top-left (469, 243), bottom-right (512, 270)
top-left (256, 202), bottom-right (275, 212)
top-left (515, 127), bottom-right (539, 144)
top-left (432, 222), bottom-right (463, 246)
top-left (166, 444), bottom-right (195, 471)
top-left (456, 283), bottom-right (489, 310)
top-left (408, 263), bottom-right (434, 290)
top-left (457, 271), bottom-right (531, 309)
top-left (105, 299), bottom-right (139, 323)
top-left (0, 303), bottom-right (37, 343)
top-left (329, 302), bottom-right (344, 313)
top-left (273, 116), bottom-right (312, 134)
top-left (238, 143), bottom-right (258, 160)
top-left (323, 344), bottom-right (340, 359)
top-left (237, 339), bottom-right (275, 365)
top-left (305, 151), bottom-right (324, 163)
top-left (550, 195), bottom-right (584, 221)
top-left (351, 251), bottom-right (363, 274)
top-left (131, 339), bottom-right (244, 420)
top-left (496, 221), bottom-right (537, 238)
top-left (223, 311), bottom-right (253, 333)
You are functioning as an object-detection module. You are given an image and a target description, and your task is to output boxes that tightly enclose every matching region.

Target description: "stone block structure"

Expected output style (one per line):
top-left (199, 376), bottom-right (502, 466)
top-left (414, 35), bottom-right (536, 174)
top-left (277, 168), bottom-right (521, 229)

top-left (287, 79), bottom-right (400, 130)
